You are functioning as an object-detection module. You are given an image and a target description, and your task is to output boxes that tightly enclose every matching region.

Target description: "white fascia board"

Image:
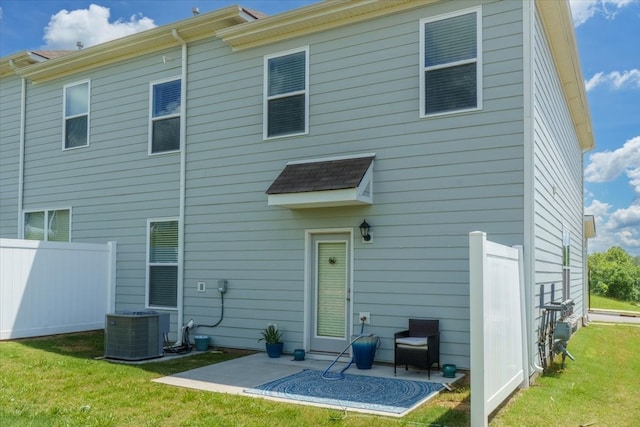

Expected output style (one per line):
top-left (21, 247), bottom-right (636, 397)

top-left (268, 188), bottom-right (371, 209)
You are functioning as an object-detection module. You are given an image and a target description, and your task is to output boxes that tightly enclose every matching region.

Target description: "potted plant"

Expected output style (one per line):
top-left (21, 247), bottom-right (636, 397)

top-left (259, 324), bottom-right (284, 358)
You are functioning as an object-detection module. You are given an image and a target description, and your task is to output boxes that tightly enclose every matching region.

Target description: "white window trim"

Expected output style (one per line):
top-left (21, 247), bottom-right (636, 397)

top-left (419, 6), bottom-right (483, 118)
top-left (22, 207), bottom-right (73, 241)
top-left (148, 76), bottom-right (182, 156)
top-left (146, 217), bottom-right (180, 310)
top-left (263, 46), bottom-right (310, 140)
top-left (62, 79), bottom-right (90, 150)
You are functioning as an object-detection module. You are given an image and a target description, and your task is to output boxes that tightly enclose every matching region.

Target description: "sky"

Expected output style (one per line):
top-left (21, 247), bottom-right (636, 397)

top-left (0, 0), bottom-right (639, 255)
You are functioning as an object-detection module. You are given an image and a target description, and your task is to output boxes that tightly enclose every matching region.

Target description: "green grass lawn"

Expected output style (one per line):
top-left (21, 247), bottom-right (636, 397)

top-left (1, 325), bottom-right (638, 426)
top-left (491, 323), bottom-right (640, 426)
top-left (589, 293), bottom-right (640, 312)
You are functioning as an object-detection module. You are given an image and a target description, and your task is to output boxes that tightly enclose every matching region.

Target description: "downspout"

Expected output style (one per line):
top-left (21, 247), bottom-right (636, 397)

top-left (10, 60), bottom-right (26, 238)
top-left (172, 28), bottom-right (187, 343)
top-left (522, 1), bottom-right (543, 375)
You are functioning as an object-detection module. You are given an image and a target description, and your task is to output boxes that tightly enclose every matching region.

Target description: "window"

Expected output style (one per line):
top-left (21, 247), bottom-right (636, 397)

top-left (420, 8), bottom-right (482, 117)
top-left (147, 219), bottom-right (179, 308)
top-left (24, 209), bottom-right (71, 242)
top-left (264, 47), bottom-right (309, 138)
top-left (150, 78), bottom-right (181, 154)
top-left (63, 81), bottom-right (90, 148)
top-left (562, 226), bottom-right (571, 301)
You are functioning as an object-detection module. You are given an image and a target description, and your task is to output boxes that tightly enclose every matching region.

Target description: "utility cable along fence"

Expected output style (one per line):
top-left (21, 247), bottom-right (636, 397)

top-left (469, 231), bottom-right (527, 427)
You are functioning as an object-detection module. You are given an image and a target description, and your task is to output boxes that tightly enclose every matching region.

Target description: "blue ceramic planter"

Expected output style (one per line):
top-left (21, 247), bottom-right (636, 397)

top-left (293, 349), bottom-right (305, 361)
top-left (351, 335), bottom-right (378, 369)
top-left (442, 364), bottom-right (457, 378)
top-left (265, 342), bottom-right (284, 358)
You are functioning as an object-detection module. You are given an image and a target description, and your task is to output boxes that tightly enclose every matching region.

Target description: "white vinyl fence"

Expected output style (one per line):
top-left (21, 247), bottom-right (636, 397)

top-left (0, 238), bottom-right (116, 340)
top-left (469, 231), bottom-right (528, 427)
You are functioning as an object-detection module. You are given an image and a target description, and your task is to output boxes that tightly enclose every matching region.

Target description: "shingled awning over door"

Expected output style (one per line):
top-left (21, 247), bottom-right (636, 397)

top-left (266, 154), bottom-right (375, 209)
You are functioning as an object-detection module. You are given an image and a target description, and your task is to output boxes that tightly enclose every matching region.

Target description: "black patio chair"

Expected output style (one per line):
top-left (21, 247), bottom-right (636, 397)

top-left (394, 319), bottom-right (440, 378)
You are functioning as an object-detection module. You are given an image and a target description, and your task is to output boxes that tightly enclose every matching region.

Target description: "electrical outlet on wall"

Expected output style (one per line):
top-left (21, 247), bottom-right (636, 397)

top-left (197, 281), bottom-right (206, 292)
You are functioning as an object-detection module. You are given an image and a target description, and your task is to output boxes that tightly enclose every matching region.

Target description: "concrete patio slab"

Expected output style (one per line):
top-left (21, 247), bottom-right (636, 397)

top-left (153, 351), bottom-right (465, 414)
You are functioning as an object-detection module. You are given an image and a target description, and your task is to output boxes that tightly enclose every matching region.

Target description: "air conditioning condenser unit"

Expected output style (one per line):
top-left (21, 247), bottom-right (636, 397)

top-left (105, 311), bottom-right (169, 361)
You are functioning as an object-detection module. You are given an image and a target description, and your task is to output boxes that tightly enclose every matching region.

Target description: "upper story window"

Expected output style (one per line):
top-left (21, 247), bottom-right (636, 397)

top-left (420, 7), bottom-right (482, 117)
top-left (63, 80), bottom-right (90, 149)
top-left (150, 78), bottom-right (181, 154)
top-left (24, 208), bottom-right (71, 242)
top-left (264, 47), bottom-right (309, 139)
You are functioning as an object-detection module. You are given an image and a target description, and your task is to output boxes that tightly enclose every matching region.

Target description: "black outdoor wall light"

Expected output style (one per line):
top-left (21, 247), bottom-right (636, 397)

top-left (359, 219), bottom-right (372, 242)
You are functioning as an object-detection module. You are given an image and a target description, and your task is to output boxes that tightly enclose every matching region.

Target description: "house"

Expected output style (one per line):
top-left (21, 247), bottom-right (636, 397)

top-left (0, 0), bottom-right (594, 373)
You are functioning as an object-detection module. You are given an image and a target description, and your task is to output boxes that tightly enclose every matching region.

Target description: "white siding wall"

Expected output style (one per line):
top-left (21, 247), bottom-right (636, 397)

top-left (532, 13), bottom-right (585, 318)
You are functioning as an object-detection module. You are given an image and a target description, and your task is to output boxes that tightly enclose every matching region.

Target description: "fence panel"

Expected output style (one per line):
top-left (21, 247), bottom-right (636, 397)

top-left (469, 231), bottom-right (527, 426)
top-left (0, 238), bottom-right (116, 339)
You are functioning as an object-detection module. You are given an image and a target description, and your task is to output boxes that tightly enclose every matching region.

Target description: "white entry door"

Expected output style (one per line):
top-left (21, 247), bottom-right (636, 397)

top-left (309, 233), bottom-right (351, 354)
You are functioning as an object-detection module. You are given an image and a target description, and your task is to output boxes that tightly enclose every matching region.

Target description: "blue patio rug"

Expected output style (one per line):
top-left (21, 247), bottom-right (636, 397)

top-left (244, 369), bottom-right (444, 415)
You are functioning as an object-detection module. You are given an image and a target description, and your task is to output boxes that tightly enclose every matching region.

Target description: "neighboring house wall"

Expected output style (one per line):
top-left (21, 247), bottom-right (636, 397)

top-left (0, 75), bottom-right (21, 237)
top-left (19, 50), bottom-right (183, 321)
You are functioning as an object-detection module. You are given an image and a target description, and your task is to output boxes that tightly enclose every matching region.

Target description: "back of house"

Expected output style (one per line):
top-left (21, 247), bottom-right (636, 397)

top-left (0, 0), bottom-right (593, 373)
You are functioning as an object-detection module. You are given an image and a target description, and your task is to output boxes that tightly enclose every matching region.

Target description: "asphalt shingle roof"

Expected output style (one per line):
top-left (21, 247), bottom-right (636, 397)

top-left (266, 156), bottom-right (375, 194)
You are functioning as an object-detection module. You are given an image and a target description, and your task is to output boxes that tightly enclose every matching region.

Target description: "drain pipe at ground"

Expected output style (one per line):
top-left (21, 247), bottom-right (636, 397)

top-left (172, 28), bottom-right (188, 346)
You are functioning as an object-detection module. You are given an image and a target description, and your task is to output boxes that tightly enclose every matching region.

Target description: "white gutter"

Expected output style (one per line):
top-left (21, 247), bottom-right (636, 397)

top-left (172, 28), bottom-right (187, 344)
top-left (10, 60), bottom-right (26, 238)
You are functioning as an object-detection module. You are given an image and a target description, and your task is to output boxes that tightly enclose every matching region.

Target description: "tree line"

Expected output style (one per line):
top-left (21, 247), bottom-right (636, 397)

top-left (589, 246), bottom-right (640, 302)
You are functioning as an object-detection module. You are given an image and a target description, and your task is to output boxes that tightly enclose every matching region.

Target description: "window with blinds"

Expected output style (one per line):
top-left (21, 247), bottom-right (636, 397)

top-left (63, 81), bottom-right (90, 149)
top-left (316, 242), bottom-right (347, 338)
top-left (264, 47), bottom-right (308, 138)
top-left (562, 226), bottom-right (571, 301)
top-left (150, 79), bottom-right (181, 154)
top-left (420, 8), bottom-right (481, 116)
top-left (24, 209), bottom-right (71, 242)
top-left (148, 219), bottom-right (178, 308)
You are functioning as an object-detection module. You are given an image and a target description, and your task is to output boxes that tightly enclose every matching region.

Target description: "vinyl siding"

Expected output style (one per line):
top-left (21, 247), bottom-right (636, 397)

top-left (0, 75), bottom-right (22, 237)
top-left (3, 0), bottom-right (537, 369)
top-left (181, 0), bottom-right (524, 368)
top-left (532, 12), bottom-right (585, 316)
top-left (20, 48), bottom-right (183, 312)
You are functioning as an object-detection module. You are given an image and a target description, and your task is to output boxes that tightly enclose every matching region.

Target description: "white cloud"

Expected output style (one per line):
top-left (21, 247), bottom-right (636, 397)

top-left (619, 228), bottom-right (640, 247)
top-left (584, 136), bottom-right (640, 198)
top-left (609, 204), bottom-right (640, 228)
top-left (585, 69), bottom-right (640, 91)
top-left (570, 0), bottom-right (635, 27)
top-left (585, 199), bottom-right (640, 255)
top-left (43, 4), bottom-right (156, 50)
top-left (585, 199), bottom-right (613, 219)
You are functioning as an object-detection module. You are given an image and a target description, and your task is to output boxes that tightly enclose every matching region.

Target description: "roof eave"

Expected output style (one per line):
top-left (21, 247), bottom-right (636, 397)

top-left (16, 5), bottom-right (252, 83)
top-left (537, 0), bottom-right (595, 152)
top-left (0, 51), bottom-right (46, 77)
top-left (584, 215), bottom-right (596, 239)
top-left (217, 0), bottom-right (437, 51)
